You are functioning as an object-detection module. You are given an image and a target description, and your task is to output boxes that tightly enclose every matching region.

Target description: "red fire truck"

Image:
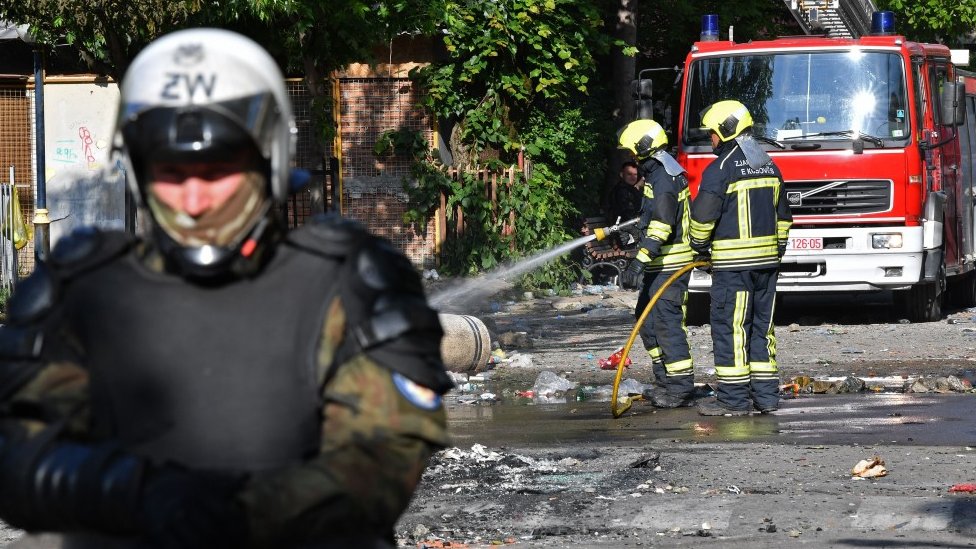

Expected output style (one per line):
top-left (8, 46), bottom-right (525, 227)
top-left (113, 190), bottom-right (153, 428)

top-left (677, 13), bottom-right (976, 322)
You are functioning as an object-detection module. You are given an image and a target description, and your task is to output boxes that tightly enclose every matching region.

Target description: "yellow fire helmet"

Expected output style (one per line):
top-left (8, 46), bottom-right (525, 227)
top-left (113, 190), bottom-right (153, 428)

top-left (617, 119), bottom-right (668, 160)
top-left (701, 100), bottom-right (753, 142)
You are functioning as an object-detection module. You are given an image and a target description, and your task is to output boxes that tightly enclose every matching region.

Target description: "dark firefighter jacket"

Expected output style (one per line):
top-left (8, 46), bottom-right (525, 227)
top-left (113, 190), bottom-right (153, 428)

top-left (689, 139), bottom-right (793, 271)
top-left (634, 156), bottom-right (693, 272)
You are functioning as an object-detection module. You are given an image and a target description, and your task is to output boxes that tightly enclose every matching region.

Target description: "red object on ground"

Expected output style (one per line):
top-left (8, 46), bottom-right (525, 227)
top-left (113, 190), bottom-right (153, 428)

top-left (949, 483), bottom-right (976, 493)
top-left (598, 347), bottom-right (632, 370)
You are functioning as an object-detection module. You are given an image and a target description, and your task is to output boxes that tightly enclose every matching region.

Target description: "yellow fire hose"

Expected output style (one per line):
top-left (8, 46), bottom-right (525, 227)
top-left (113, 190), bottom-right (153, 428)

top-left (610, 260), bottom-right (710, 418)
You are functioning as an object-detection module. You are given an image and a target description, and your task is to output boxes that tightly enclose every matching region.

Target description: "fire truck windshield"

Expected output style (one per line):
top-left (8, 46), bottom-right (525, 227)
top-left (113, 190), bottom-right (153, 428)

top-left (684, 50), bottom-right (909, 147)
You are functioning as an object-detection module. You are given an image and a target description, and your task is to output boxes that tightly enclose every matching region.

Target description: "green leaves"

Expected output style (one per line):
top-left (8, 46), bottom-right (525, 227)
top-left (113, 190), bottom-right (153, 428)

top-left (877, 0), bottom-right (976, 45)
top-left (412, 0), bottom-right (608, 158)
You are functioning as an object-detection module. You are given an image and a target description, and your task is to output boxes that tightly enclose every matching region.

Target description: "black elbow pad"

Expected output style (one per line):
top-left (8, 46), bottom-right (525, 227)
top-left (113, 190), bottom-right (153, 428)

top-left (0, 430), bottom-right (145, 533)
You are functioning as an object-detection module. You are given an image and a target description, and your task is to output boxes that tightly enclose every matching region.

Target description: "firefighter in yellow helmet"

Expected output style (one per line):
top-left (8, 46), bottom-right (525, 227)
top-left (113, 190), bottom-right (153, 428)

top-left (618, 119), bottom-right (697, 408)
top-left (689, 100), bottom-right (793, 416)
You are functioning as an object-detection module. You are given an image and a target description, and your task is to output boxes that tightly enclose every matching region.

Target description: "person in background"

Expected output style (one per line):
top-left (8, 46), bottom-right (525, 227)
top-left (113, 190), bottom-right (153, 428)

top-left (619, 119), bottom-right (696, 408)
top-left (689, 100), bottom-right (792, 416)
top-left (0, 28), bottom-right (450, 549)
top-left (605, 160), bottom-right (644, 228)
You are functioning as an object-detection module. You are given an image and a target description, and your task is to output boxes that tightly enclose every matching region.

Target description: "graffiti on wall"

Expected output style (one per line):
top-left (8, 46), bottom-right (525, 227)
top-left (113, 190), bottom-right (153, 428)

top-left (52, 126), bottom-right (105, 170)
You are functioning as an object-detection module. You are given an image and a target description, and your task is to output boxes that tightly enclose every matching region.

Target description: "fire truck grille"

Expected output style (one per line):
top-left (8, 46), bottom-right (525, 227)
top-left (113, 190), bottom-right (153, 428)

top-left (783, 180), bottom-right (892, 215)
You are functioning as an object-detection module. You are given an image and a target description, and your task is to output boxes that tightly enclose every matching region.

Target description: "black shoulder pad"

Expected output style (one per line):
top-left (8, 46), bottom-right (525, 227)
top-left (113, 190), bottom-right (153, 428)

top-left (0, 326), bottom-right (43, 360)
top-left (286, 213), bottom-right (369, 259)
top-left (7, 262), bottom-right (57, 325)
top-left (356, 238), bottom-right (423, 294)
top-left (49, 227), bottom-right (136, 278)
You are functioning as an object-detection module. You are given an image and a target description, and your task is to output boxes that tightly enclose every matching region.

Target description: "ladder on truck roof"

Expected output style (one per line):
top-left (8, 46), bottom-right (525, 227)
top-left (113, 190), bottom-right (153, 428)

top-left (784, 0), bottom-right (876, 38)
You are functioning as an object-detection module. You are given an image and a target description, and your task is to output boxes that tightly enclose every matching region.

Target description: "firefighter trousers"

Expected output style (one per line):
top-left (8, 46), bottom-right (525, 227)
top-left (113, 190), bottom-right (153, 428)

top-left (635, 269), bottom-right (693, 397)
top-left (709, 268), bottom-right (780, 410)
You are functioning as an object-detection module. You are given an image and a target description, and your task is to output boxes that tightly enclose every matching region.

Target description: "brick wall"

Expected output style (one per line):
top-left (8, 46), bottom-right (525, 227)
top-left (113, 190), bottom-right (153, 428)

top-left (337, 77), bottom-right (438, 268)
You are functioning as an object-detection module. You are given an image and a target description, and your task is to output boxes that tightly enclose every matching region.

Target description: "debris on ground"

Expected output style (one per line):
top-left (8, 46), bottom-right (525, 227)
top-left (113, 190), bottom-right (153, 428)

top-left (417, 540), bottom-right (470, 548)
top-left (598, 346), bottom-right (632, 370)
top-left (851, 456), bottom-right (888, 478)
top-left (948, 483), bottom-right (976, 493)
top-left (530, 371), bottom-right (577, 395)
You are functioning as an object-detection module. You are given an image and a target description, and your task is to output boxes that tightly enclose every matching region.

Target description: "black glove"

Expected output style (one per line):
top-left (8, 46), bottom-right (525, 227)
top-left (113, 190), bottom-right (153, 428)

top-left (625, 259), bottom-right (646, 279)
top-left (778, 241), bottom-right (788, 259)
top-left (693, 254), bottom-right (712, 273)
top-left (141, 466), bottom-right (247, 549)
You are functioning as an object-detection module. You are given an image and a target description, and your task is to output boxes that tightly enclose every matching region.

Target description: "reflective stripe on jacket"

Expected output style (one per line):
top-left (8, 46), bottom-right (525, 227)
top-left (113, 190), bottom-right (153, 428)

top-left (634, 158), bottom-right (694, 272)
top-left (689, 140), bottom-right (792, 271)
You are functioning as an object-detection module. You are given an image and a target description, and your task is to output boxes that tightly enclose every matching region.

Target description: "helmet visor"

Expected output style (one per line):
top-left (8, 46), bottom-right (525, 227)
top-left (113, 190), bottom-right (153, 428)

top-left (121, 93), bottom-right (277, 165)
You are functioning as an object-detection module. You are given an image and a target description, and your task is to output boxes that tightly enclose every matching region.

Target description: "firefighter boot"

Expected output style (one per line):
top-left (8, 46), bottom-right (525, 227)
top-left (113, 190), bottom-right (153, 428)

top-left (751, 379), bottom-right (780, 413)
top-left (650, 374), bottom-right (696, 408)
top-left (697, 382), bottom-right (751, 416)
top-left (641, 359), bottom-right (669, 401)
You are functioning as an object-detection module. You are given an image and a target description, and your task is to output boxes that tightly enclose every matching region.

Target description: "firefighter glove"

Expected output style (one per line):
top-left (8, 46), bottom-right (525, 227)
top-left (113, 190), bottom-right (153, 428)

top-left (693, 254), bottom-right (712, 274)
top-left (626, 259), bottom-right (646, 279)
top-left (778, 241), bottom-right (788, 259)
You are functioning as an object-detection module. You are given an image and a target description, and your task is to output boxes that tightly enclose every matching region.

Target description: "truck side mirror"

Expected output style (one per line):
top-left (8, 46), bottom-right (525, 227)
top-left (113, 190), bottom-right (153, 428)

top-left (941, 81), bottom-right (966, 127)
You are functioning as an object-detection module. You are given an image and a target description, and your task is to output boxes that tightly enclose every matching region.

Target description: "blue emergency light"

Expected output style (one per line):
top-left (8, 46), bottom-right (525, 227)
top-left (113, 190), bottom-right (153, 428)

top-left (870, 11), bottom-right (895, 35)
top-left (701, 14), bottom-right (719, 41)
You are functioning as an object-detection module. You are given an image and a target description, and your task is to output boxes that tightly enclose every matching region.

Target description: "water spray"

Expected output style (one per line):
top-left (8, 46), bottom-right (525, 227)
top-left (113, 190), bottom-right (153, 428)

top-left (430, 217), bottom-right (640, 313)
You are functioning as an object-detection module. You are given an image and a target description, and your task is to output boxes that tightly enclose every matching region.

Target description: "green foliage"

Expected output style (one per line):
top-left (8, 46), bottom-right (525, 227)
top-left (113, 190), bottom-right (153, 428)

top-left (0, 1), bottom-right (211, 78)
top-left (877, 0), bottom-right (976, 45)
top-left (411, 0), bottom-right (609, 161)
top-left (403, 0), bottom-right (616, 289)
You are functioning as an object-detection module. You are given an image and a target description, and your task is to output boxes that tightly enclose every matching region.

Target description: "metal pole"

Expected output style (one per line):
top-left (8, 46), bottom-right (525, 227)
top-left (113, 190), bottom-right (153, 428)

top-left (32, 48), bottom-right (50, 262)
top-left (7, 167), bottom-right (17, 287)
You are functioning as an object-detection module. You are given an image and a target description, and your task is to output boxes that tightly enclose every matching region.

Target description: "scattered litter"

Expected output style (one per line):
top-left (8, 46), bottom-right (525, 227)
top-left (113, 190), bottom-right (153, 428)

top-left (629, 452), bottom-right (661, 469)
top-left (727, 485), bottom-right (741, 495)
top-left (498, 331), bottom-right (532, 348)
top-left (417, 540), bottom-right (468, 548)
top-left (530, 371), bottom-right (577, 395)
top-left (851, 456), bottom-right (888, 478)
top-left (506, 353), bottom-right (535, 368)
top-left (422, 269), bottom-right (440, 280)
top-left (948, 483), bottom-right (976, 493)
top-left (617, 378), bottom-right (648, 396)
top-left (598, 347), bottom-right (633, 370)
top-left (447, 371), bottom-right (468, 387)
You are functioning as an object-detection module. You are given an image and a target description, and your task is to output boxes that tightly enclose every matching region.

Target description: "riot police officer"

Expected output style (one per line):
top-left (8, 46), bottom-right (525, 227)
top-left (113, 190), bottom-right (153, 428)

top-left (0, 29), bottom-right (451, 548)
top-left (689, 100), bottom-right (792, 416)
top-left (619, 119), bottom-right (696, 408)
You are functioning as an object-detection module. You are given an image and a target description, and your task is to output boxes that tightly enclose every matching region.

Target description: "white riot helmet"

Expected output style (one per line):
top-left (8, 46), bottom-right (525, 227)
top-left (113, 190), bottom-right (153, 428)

top-left (114, 28), bottom-right (297, 277)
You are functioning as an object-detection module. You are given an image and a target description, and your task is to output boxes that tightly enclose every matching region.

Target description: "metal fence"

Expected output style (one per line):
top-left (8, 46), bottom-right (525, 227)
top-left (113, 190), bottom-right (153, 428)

top-left (0, 82), bottom-right (33, 283)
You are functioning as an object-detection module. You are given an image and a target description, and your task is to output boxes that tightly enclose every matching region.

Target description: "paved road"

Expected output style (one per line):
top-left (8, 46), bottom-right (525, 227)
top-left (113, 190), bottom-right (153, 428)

top-left (396, 392), bottom-right (976, 548)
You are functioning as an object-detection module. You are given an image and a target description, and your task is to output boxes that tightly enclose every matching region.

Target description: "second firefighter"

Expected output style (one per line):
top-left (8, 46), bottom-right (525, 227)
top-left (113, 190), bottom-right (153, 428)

top-left (619, 119), bottom-right (697, 408)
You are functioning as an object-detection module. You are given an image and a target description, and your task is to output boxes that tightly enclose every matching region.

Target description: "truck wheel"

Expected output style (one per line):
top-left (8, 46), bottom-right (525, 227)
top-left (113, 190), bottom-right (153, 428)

top-left (685, 292), bottom-right (710, 326)
top-left (949, 271), bottom-right (976, 308)
top-left (905, 265), bottom-right (945, 322)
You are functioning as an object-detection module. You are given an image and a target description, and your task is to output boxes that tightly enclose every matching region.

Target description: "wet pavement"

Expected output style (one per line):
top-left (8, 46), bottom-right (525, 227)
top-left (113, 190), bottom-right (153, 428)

top-left (399, 388), bottom-right (976, 548)
top-left (448, 392), bottom-right (976, 448)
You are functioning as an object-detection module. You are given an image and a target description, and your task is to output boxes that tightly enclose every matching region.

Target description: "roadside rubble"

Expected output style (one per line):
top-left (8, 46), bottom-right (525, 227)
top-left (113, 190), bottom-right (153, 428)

top-left (446, 365), bottom-right (974, 409)
top-left (407, 282), bottom-right (976, 548)
top-left (851, 456), bottom-right (888, 478)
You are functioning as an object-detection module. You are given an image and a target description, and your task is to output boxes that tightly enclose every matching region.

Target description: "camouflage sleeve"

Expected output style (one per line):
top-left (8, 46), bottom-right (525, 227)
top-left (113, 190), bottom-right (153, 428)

top-left (238, 296), bottom-right (449, 546)
top-left (0, 267), bottom-right (92, 439)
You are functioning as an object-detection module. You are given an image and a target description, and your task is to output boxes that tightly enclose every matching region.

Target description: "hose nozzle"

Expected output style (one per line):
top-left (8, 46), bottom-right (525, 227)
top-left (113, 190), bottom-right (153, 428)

top-left (594, 216), bottom-right (640, 241)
